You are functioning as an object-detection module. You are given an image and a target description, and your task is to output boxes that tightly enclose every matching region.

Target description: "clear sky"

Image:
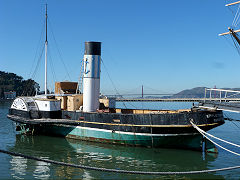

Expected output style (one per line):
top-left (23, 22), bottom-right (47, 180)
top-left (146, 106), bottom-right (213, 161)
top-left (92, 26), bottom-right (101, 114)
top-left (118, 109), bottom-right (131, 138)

top-left (1, 0), bottom-right (240, 95)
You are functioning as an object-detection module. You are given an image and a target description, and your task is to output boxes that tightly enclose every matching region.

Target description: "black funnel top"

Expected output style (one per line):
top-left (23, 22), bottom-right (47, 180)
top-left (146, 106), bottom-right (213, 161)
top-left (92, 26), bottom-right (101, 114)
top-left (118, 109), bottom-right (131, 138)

top-left (84, 42), bottom-right (101, 55)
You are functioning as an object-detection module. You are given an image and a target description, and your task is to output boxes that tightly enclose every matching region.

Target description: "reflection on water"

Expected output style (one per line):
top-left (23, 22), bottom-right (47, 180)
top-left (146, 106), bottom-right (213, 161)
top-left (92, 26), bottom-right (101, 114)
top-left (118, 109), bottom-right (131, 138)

top-left (2, 100), bottom-right (240, 179)
top-left (33, 158), bottom-right (50, 180)
top-left (8, 135), bottom-right (224, 179)
top-left (10, 156), bottom-right (27, 178)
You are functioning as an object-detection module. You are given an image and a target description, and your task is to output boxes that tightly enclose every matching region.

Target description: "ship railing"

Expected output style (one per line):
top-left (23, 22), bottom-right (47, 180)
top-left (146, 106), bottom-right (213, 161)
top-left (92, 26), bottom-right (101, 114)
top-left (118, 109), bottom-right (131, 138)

top-left (204, 88), bottom-right (240, 103)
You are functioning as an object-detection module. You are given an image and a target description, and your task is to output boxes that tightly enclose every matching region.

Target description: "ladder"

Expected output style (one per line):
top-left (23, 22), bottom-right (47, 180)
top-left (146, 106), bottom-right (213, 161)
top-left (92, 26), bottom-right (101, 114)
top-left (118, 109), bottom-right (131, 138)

top-left (76, 59), bottom-right (84, 94)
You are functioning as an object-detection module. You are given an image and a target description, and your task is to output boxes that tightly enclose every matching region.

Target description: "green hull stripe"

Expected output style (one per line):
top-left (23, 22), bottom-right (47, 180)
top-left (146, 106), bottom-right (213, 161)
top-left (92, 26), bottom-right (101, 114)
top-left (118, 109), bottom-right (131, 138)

top-left (48, 125), bottom-right (206, 150)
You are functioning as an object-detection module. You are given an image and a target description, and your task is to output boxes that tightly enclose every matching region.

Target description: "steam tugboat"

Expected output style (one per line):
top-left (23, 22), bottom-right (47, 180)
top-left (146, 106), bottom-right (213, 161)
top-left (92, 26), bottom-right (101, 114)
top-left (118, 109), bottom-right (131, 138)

top-left (7, 5), bottom-right (224, 152)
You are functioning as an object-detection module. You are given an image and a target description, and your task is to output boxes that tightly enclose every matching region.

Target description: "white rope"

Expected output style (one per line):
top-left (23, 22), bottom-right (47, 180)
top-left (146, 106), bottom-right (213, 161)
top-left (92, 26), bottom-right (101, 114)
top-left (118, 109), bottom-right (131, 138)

top-left (194, 124), bottom-right (240, 148)
top-left (190, 121), bottom-right (240, 157)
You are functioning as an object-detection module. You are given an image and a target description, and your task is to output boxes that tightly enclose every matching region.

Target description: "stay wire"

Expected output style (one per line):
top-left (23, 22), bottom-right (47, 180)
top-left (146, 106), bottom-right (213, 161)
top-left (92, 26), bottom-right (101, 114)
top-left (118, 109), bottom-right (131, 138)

top-left (234, 5), bottom-right (240, 27)
top-left (48, 44), bottom-right (58, 83)
top-left (101, 59), bottom-right (128, 109)
top-left (28, 19), bottom-right (45, 78)
top-left (227, 5), bottom-right (236, 16)
top-left (48, 18), bottom-right (72, 81)
top-left (230, 33), bottom-right (240, 55)
top-left (21, 44), bottom-right (45, 96)
top-left (232, 4), bottom-right (240, 27)
top-left (31, 44), bottom-right (45, 80)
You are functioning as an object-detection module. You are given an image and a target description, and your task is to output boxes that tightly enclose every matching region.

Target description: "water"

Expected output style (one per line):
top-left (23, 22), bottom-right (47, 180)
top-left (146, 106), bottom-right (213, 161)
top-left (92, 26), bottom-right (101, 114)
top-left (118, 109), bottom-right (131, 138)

top-left (0, 100), bottom-right (240, 179)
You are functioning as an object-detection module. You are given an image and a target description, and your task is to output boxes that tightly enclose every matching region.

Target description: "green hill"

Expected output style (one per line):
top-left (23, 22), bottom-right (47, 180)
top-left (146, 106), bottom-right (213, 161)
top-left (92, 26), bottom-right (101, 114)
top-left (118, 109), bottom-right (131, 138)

top-left (0, 71), bottom-right (40, 98)
top-left (169, 87), bottom-right (240, 98)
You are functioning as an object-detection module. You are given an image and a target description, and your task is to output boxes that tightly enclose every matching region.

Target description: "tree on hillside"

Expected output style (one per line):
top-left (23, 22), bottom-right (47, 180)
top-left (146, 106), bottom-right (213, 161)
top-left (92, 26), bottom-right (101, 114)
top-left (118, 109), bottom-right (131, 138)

top-left (0, 71), bottom-right (40, 97)
top-left (22, 79), bottom-right (40, 96)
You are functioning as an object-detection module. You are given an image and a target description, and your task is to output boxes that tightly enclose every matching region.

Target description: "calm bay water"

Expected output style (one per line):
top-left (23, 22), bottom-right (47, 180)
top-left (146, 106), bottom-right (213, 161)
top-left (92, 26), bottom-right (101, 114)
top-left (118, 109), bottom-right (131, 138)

top-left (0, 100), bottom-right (240, 179)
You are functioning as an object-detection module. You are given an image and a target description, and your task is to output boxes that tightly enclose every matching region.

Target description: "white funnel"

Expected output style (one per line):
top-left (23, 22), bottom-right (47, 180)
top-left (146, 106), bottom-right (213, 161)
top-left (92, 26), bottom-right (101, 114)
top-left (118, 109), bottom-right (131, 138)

top-left (83, 42), bottom-right (101, 112)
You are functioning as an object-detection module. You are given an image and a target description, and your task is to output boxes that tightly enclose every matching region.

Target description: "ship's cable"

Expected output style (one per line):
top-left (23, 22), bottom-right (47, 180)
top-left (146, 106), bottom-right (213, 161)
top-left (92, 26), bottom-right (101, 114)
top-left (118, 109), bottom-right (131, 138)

top-left (1, 148), bottom-right (240, 175)
top-left (190, 120), bottom-right (240, 156)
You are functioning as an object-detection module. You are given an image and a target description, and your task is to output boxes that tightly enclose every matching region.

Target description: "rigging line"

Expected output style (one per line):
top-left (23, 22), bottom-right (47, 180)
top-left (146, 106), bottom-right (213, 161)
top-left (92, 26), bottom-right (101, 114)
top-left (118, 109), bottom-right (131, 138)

top-left (232, 4), bottom-right (240, 27)
top-left (21, 44), bottom-right (45, 96)
top-left (28, 19), bottom-right (45, 78)
top-left (31, 44), bottom-right (45, 80)
top-left (234, 10), bottom-right (240, 27)
top-left (230, 34), bottom-right (240, 55)
top-left (223, 35), bottom-right (239, 50)
top-left (234, 12), bottom-right (240, 27)
top-left (233, 37), bottom-right (240, 55)
top-left (227, 5), bottom-right (236, 16)
top-left (48, 18), bottom-right (72, 81)
top-left (101, 59), bottom-right (127, 109)
top-left (234, 5), bottom-right (240, 27)
top-left (48, 45), bottom-right (57, 82)
top-left (235, 19), bottom-right (240, 29)
top-left (100, 60), bottom-right (138, 109)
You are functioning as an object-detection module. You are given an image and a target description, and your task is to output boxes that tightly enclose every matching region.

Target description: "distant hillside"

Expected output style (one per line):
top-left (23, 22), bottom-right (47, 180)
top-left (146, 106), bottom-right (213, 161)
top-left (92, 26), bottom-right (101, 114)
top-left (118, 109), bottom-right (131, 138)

top-left (164, 87), bottom-right (240, 98)
top-left (0, 71), bottom-right (40, 98)
top-left (171, 87), bottom-right (207, 98)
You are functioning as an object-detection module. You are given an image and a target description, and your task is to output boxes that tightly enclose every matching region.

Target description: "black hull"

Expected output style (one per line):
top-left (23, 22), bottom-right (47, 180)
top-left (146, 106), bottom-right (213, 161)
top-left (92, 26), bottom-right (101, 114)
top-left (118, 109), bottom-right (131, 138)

top-left (8, 108), bottom-right (224, 135)
top-left (7, 107), bottom-right (225, 151)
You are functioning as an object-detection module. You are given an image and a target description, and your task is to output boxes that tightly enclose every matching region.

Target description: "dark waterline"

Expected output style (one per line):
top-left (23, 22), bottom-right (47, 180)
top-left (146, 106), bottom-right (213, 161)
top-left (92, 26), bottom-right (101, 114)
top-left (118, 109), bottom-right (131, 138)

top-left (0, 100), bottom-right (240, 179)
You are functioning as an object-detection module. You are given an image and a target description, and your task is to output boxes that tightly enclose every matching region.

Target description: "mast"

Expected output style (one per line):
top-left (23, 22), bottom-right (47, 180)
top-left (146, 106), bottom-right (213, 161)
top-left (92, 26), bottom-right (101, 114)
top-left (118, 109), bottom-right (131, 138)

top-left (228, 27), bottom-right (240, 46)
top-left (45, 4), bottom-right (48, 95)
top-left (219, 1), bottom-right (240, 47)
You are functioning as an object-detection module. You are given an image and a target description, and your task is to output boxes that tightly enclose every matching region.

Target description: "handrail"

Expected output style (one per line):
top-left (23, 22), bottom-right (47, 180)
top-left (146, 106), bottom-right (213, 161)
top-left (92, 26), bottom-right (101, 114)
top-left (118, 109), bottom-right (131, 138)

top-left (204, 88), bottom-right (240, 103)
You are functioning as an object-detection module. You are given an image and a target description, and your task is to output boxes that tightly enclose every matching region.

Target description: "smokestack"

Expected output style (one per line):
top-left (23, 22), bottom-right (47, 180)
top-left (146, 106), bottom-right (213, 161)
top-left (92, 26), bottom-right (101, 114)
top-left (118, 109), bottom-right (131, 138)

top-left (83, 42), bottom-right (101, 112)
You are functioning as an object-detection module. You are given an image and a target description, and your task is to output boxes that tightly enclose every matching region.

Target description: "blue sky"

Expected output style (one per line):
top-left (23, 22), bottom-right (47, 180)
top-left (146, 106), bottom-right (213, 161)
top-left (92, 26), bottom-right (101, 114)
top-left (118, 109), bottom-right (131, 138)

top-left (1, 0), bottom-right (240, 95)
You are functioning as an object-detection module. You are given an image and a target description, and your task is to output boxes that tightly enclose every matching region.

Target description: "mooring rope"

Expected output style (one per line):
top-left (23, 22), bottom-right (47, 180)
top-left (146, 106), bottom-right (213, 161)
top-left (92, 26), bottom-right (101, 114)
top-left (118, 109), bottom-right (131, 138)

top-left (1, 147), bottom-right (240, 175)
top-left (190, 120), bottom-right (240, 157)
top-left (192, 122), bottom-right (240, 148)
